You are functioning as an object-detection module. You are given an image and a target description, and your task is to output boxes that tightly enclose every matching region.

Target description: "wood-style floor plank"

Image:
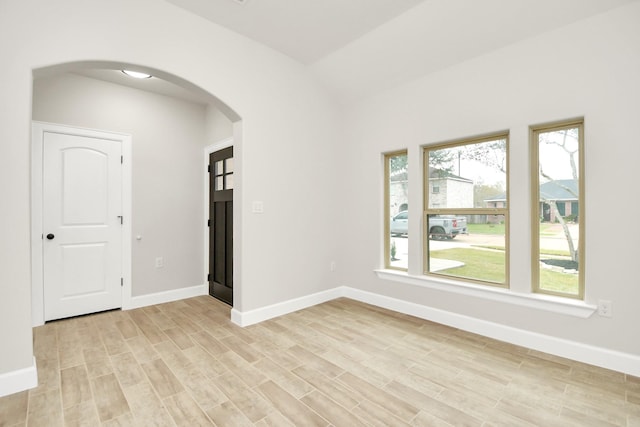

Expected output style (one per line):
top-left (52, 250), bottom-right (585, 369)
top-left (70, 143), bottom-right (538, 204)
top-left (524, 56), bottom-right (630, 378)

top-left (256, 380), bottom-right (328, 427)
top-left (90, 373), bottom-right (130, 422)
top-left (1, 295), bottom-right (639, 426)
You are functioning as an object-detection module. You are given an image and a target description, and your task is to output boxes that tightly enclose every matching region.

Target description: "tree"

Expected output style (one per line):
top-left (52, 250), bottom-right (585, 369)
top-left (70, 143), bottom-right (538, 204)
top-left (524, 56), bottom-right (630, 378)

top-left (474, 183), bottom-right (505, 208)
top-left (539, 128), bottom-right (580, 263)
top-left (460, 139), bottom-right (507, 174)
top-left (428, 149), bottom-right (455, 172)
top-left (390, 155), bottom-right (407, 174)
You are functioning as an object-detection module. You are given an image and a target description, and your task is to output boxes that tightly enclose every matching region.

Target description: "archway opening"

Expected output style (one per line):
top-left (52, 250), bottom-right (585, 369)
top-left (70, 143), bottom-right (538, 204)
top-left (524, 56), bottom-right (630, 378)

top-left (31, 61), bottom-right (241, 325)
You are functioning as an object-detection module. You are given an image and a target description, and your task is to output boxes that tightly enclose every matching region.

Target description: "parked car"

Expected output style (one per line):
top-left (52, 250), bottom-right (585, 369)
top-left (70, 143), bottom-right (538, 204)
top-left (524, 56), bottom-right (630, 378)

top-left (390, 211), bottom-right (468, 240)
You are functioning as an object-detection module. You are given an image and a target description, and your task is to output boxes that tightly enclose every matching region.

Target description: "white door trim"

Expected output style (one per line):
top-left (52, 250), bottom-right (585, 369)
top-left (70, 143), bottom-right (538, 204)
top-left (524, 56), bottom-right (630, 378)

top-left (203, 138), bottom-right (233, 289)
top-left (31, 121), bottom-right (132, 326)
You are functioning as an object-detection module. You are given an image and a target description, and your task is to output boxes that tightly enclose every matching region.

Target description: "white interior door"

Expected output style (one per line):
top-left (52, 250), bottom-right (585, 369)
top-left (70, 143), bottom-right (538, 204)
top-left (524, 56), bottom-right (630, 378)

top-left (43, 130), bottom-right (123, 321)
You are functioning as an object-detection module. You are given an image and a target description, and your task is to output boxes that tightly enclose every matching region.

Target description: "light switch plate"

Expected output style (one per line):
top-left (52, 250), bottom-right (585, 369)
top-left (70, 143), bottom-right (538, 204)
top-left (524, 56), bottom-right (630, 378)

top-left (252, 201), bottom-right (264, 214)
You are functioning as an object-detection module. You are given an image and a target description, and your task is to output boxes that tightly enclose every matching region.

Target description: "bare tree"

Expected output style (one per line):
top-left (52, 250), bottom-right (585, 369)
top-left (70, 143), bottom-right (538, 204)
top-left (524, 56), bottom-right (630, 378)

top-left (539, 129), bottom-right (579, 263)
top-left (460, 139), bottom-right (507, 174)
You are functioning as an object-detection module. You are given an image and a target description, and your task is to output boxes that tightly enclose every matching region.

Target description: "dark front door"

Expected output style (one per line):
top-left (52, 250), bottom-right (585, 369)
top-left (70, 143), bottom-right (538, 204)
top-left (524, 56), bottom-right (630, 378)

top-left (209, 147), bottom-right (233, 305)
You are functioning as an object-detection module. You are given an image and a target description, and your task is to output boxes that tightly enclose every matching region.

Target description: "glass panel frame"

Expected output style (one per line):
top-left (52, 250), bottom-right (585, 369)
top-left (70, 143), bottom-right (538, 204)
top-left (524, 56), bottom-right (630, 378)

top-left (225, 158), bottom-right (234, 173)
top-left (215, 176), bottom-right (224, 191)
top-left (423, 133), bottom-right (509, 287)
top-left (215, 160), bottom-right (224, 176)
top-left (531, 119), bottom-right (585, 299)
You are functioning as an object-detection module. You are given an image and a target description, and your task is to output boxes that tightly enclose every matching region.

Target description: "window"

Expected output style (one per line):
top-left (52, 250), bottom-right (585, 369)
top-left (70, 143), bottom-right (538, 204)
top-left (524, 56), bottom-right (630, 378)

top-left (531, 120), bottom-right (584, 299)
top-left (424, 134), bottom-right (508, 286)
top-left (385, 151), bottom-right (408, 270)
top-left (432, 185), bottom-right (440, 194)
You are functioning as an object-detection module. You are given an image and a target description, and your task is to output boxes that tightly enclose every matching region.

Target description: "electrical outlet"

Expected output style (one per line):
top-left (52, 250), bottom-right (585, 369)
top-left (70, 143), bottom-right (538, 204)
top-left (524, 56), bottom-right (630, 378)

top-left (598, 300), bottom-right (612, 317)
top-left (155, 257), bottom-right (164, 268)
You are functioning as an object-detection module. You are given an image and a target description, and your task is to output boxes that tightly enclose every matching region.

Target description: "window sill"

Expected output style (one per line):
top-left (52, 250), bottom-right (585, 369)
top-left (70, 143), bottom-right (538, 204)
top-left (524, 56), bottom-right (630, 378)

top-left (374, 269), bottom-right (596, 318)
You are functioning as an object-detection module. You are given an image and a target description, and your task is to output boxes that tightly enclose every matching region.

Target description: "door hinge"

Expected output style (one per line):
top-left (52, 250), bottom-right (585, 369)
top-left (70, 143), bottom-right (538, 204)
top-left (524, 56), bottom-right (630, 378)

top-left (121, 155), bottom-right (123, 164)
top-left (208, 165), bottom-right (211, 173)
top-left (207, 274), bottom-right (211, 282)
top-left (207, 219), bottom-right (210, 227)
top-left (117, 215), bottom-right (123, 224)
top-left (121, 278), bottom-right (124, 287)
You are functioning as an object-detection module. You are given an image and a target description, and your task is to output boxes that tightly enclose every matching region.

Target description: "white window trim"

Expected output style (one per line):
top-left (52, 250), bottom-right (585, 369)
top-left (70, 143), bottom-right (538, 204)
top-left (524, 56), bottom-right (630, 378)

top-left (374, 269), bottom-right (596, 318)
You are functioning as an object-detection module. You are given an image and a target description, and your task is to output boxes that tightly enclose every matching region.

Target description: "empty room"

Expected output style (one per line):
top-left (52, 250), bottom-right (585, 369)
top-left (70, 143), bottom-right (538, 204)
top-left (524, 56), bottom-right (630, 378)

top-left (1, 0), bottom-right (639, 425)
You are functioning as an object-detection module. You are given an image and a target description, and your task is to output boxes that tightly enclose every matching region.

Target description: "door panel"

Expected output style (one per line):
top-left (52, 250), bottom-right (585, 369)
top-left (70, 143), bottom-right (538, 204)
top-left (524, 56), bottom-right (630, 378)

top-left (43, 131), bottom-right (122, 321)
top-left (209, 147), bottom-right (233, 305)
top-left (61, 243), bottom-right (107, 296)
top-left (61, 148), bottom-right (109, 224)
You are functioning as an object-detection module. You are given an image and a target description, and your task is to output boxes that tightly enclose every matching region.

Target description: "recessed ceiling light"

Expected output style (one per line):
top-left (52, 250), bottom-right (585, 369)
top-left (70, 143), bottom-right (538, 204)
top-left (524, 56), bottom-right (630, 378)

top-left (121, 70), bottom-right (152, 79)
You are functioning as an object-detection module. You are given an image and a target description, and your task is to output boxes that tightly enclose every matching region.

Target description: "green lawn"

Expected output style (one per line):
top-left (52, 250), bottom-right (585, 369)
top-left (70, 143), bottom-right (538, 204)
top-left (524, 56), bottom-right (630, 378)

top-left (539, 268), bottom-right (579, 295)
top-left (466, 223), bottom-right (505, 235)
top-left (430, 247), bottom-right (579, 294)
top-left (472, 244), bottom-right (570, 257)
top-left (467, 222), bottom-right (556, 236)
top-left (430, 248), bottom-right (505, 283)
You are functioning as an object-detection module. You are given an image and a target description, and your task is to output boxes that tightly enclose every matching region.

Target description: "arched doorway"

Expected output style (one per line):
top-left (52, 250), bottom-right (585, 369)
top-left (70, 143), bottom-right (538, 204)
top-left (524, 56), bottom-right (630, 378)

top-left (31, 61), bottom-right (241, 325)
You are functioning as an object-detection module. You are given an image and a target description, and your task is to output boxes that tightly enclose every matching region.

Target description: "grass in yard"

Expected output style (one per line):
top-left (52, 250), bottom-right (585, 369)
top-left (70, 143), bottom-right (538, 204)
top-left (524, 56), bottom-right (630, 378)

top-left (467, 223), bottom-right (505, 235)
top-left (540, 223), bottom-right (558, 236)
top-left (431, 247), bottom-right (579, 294)
top-left (540, 268), bottom-right (579, 295)
top-left (430, 248), bottom-right (506, 284)
top-left (539, 248), bottom-right (571, 257)
top-left (472, 244), bottom-right (570, 257)
top-left (467, 222), bottom-right (557, 236)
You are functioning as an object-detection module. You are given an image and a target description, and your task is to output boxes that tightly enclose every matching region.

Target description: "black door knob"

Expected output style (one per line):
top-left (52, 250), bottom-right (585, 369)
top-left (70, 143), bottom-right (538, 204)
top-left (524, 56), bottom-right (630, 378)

top-left (46, 233), bottom-right (55, 240)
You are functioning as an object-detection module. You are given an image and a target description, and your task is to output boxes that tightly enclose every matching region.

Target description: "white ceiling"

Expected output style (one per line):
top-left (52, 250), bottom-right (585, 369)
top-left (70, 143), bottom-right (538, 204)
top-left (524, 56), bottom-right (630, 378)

top-left (163, 0), bottom-right (425, 65)
top-left (73, 0), bottom-right (637, 105)
top-left (72, 69), bottom-right (215, 105)
top-left (309, 0), bottom-right (638, 102)
top-left (163, 0), bottom-right (636, 103)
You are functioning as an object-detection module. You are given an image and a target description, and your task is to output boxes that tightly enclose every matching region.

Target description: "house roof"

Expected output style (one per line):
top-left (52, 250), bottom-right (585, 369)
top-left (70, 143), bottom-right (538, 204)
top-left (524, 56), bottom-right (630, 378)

top-left (540, 179), bottom-right (578, 201)
top-left (485, 179), bottom-right (578, 202)
top-left (390, 167), bottom-right (473, 183)
top-left (428, 167), bottom-right (473, 183)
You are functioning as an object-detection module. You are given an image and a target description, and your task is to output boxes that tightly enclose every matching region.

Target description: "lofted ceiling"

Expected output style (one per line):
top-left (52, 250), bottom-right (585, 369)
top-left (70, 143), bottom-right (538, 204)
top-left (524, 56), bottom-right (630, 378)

top-left (70, 0), bottom-right (637, 105)
top-left (163, 0), bottom-right (425, 65)
top-left (164, 0), bottom-right (636, 102)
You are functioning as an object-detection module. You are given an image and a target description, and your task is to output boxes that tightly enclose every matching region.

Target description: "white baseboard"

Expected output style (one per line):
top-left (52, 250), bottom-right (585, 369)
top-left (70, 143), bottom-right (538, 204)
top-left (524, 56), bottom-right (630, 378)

top-left (0, 357), bottom-right (38, 398)
top-left (231, 288), bottom-right (344, 327)
top-left (342, 287), bottom-right (640, 378)
top-left (126, 283), bottom-right (208, 310)
top-left (229, 285), bottom-right (640, 377)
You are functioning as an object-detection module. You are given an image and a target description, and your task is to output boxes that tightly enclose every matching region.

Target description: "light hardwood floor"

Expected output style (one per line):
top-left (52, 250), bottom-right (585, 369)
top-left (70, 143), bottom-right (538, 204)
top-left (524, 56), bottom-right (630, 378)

top-left (1, 296), bottom-right (639, 426)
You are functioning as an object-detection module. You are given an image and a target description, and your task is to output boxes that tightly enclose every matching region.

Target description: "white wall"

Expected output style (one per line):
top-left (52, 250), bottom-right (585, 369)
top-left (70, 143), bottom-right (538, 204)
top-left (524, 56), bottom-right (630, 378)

top-left (0, 0), bottom-right (339, 384)
top-left (339, 3), bottom-right (640, 357)
top-left (33, 72), bottom-right (207, 297)
top-left (205, 105), bottom-right (233, 144)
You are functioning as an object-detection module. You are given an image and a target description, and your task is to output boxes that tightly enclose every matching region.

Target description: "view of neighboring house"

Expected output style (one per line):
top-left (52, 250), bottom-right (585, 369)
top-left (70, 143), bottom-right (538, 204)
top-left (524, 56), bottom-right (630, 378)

top-left (389, 169), bottom-right (408, 215)
top-left (428, 167), bottom-right (474, 209)
top-left (486, 179), bottom-right (578, 223)
top-left (389, 167), bottom-right (474, 215)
